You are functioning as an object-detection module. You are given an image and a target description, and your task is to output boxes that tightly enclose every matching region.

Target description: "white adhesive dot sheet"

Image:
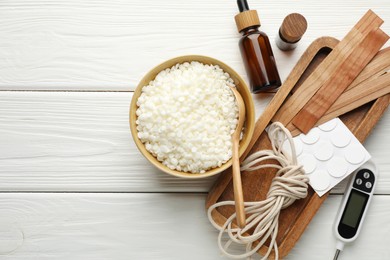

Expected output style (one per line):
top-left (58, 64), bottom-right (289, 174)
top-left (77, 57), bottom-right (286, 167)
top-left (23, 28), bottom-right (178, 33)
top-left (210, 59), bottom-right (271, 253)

top-left (280, 118), bottom-right (370, 197)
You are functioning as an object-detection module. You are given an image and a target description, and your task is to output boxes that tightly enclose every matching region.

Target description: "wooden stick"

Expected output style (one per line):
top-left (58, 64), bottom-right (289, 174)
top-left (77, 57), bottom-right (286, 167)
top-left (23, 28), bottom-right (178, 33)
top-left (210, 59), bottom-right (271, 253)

top-left (325, 73), bottom-right (390, 118)
top-left (230, 86), bottom-right (247, 228)
top-left (291, 28), bottom-right (389, 133)
top-left (287, 47), bottom-right (390, 135)
top-left (346, 47), bottom-right (390, 91)
top-left (289, 72), bottom-right (390, 136)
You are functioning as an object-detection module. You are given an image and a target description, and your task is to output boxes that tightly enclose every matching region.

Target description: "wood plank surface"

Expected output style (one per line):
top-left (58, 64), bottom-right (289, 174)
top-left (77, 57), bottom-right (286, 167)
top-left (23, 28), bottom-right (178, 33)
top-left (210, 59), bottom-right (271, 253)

top-left (0, 91), bottom-right (389, 193)
top-left (0, 91), bottom-right (212, 192)
top-left (0, 193), bottom-right (389, 260)
top-left (0, 0), bottom-right (389, 91)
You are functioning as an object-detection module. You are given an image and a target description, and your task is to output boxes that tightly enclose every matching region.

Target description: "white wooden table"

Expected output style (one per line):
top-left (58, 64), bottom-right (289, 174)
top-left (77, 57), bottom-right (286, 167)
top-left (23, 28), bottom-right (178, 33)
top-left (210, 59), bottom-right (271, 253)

top-left (0, 1), bottom-right (389, 259)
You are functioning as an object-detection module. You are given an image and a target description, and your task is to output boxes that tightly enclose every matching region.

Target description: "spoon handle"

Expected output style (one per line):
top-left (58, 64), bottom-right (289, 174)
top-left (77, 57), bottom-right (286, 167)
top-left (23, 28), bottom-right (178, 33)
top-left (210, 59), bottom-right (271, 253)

top-left (232, 138), bottom-right (246, 228)
top-left (229, 86), bottom-right (247, 228)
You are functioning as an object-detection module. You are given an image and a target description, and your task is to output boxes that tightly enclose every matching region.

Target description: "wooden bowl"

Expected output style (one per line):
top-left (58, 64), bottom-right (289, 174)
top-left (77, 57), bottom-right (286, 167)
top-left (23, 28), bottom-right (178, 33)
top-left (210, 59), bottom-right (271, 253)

top-left (129, 55), bottom-right (255, 178)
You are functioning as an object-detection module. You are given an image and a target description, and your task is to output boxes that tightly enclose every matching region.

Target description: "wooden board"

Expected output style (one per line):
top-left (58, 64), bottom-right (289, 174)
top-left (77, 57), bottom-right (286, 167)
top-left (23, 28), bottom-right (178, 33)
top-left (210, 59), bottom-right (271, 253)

top-left (206, 36), bottom-right (390, 259)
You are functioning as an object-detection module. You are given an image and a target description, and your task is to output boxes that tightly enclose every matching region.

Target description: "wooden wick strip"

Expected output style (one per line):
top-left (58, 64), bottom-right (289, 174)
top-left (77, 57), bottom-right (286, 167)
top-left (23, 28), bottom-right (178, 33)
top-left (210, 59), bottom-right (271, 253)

top-left (288, 71), bottom-right (390, 136)
top-left (346, 47), bottom-right (390, 91)
top-left (353, 9), bottom-right (384, 35)
top-left (291, 28), bottom-right (389, 133)
top-left (320, 73), bottom-right (390, 124)
top-left (272, 10), bottom-right (383, 126)
top-left (286, 47), bottom-right (390, 135)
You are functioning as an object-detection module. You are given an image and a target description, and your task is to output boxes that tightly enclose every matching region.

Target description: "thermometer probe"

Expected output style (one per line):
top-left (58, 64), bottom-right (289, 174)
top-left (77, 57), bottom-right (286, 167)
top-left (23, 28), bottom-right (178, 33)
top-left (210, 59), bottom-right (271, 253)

top-left (333, 160), bottom-right (378, 260)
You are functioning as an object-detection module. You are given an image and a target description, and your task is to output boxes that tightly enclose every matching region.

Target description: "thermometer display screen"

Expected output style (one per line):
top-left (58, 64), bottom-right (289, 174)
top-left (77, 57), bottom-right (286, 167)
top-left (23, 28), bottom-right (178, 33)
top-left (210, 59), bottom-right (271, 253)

top-left (341, 189), bottom-right (368, 228)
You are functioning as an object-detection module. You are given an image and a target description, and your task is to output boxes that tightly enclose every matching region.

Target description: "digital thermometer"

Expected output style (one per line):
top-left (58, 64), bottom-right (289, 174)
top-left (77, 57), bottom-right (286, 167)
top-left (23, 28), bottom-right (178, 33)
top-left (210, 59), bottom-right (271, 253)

top-left (333, 160), bottom-right (378, 260)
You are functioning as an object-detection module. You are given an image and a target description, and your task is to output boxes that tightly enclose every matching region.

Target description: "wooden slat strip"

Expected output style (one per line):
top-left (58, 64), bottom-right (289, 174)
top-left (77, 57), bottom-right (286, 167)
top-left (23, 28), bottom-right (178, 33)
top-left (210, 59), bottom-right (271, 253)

top-left (346, 47), bottom-right (390, 91)
top-left (289, 72), bottom-right (390, 136)
top-left (322, 73), bottom-right (390, 123)
top-left (287, 47), bottom-right (390, 135)
top-left (291, 28), bottom-right (389, 133)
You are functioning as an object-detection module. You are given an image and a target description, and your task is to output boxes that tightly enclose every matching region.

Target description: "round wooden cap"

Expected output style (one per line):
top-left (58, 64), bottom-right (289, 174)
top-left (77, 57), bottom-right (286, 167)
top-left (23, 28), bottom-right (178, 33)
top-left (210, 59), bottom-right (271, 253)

top-left (235, 10), bottom-right (260, 32)
top-left (279, 13), bottom-right (307, 43)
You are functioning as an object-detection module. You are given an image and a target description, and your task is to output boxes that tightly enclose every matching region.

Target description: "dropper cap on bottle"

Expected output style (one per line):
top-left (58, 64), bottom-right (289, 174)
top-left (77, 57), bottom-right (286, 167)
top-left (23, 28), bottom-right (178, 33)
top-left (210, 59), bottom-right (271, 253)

top-left (234, 0), bottom-right (260, 33)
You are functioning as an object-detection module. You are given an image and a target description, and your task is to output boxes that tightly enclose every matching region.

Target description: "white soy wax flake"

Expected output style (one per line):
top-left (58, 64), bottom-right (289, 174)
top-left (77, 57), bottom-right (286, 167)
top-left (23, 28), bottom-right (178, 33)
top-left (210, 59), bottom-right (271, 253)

top-left (299, 154), bottom-right (317, 174)
top-left (299, 127), bottom-right (320, 144)
top-left (345, 144), bottom-right (367, 165)
top-left (313, 141), bottom-right (334, 161)
top-left (327, 156), bottom-right (349, 178)
top-left (318, 118), bottom-right (338, 132)
top-left (331, 126), bottom-right (352, 148)
top-left (309, 170), bottom-right (331, 191)
top-left (136, 61), bottom-right (239, 174)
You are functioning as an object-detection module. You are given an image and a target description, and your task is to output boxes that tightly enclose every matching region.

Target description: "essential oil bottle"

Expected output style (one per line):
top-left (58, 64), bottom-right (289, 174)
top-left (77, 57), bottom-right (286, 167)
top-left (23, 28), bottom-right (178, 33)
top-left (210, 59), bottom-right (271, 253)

top-left (235, 0), bottom-right (281, 93)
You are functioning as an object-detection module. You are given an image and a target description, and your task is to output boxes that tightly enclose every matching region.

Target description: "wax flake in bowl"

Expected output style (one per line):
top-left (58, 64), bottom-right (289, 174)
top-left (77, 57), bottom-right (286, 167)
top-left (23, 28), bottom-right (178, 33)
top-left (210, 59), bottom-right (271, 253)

top-left (136, 61), bottom-right (239, 174)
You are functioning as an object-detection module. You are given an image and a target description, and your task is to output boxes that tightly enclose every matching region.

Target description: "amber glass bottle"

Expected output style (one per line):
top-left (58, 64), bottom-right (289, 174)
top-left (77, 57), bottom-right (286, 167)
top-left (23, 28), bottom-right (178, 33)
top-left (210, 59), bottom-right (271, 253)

top-left (235, 0), bottom-right (281, 93)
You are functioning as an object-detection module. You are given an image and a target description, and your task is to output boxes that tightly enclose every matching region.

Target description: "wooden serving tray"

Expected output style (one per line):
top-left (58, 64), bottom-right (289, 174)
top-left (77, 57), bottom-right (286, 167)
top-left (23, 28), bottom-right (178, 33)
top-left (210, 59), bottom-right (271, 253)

top-left (206, 36), bottom-right (390, 259)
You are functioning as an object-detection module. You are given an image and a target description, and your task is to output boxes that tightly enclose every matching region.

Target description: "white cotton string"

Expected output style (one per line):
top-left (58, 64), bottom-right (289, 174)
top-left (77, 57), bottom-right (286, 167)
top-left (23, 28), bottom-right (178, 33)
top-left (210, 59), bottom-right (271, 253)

top-left (207, 122), bottom-right (309, 260)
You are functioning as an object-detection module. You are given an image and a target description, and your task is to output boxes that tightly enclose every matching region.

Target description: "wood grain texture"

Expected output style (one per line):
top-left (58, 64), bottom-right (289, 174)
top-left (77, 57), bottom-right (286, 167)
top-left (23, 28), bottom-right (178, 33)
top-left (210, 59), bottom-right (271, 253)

top-left (0, 0), bottom-right (389, 91)
top-left (288, 47), bottom-right (390, 136)
top-left (0, 91), bottom-right (216, 192)
top-left (0, 193), bottom-right (389, 260)
top-left (292, 26), bottom-right (389, 133)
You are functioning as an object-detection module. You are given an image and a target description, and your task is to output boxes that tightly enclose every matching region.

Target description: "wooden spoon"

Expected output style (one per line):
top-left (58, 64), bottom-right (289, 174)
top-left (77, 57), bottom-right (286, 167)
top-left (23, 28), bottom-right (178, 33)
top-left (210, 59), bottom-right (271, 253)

top-left (229, 86), bottom-right (246, 228)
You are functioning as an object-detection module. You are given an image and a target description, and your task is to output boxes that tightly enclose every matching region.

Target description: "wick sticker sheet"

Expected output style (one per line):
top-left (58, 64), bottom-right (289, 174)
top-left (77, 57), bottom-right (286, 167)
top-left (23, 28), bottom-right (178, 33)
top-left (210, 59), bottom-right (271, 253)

top-left (281, 118), bottom-right (371, 197)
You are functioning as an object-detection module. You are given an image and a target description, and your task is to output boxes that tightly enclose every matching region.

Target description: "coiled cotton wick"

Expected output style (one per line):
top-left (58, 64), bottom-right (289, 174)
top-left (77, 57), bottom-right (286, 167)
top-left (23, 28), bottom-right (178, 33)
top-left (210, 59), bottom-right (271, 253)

top-left (207, 122), bottom-right (309, 260)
